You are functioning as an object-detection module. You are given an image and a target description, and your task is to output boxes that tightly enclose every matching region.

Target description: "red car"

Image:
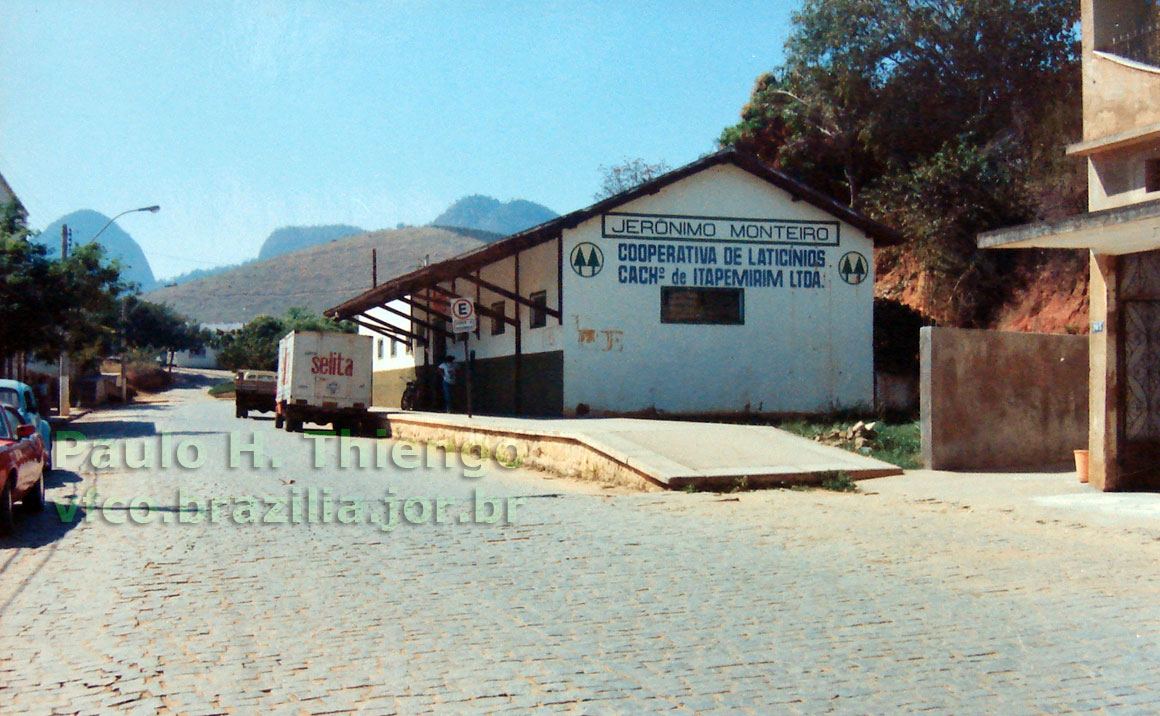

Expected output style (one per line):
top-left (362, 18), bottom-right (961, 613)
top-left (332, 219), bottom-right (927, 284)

top-left (0, 404), bottom-right (47, 535)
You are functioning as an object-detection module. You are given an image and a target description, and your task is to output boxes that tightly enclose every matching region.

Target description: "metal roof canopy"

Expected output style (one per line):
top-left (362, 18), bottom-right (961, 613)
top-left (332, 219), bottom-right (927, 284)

top-left (326, 148), bottom-right (904, 321)
top-left (978, 199), bottom-right (1160, 255)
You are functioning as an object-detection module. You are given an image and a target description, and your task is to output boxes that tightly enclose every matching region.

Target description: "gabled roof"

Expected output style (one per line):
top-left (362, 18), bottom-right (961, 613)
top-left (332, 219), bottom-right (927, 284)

top-left (328, 148), bottom-right (903, 319)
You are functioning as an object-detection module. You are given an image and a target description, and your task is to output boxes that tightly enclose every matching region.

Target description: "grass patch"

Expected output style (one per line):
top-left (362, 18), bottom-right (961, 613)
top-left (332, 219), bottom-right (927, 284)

top-left (818, 470), bottom-right (858, 492)
top-left (775, 415), bottom-right (921, 470)
top-left (208, 380), bottom-right (236, 397)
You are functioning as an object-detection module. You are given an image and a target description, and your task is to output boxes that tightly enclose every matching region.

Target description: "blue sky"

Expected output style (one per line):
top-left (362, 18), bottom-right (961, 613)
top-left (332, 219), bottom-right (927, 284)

top-left (1, 1), bottom-right (798, 279)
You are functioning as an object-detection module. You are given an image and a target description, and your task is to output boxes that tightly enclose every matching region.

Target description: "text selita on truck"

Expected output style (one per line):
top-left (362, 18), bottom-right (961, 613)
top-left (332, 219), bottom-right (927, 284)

top-left (275, 331), bottom-right (374, 433)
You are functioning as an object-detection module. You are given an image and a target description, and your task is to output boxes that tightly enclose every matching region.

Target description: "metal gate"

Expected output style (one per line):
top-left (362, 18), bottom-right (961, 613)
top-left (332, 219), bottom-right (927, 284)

top-left (1120, 251), bottom-right (1160, 488)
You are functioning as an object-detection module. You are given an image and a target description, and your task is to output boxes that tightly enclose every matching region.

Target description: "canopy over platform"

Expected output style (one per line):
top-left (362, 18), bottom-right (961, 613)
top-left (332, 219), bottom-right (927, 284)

top-left (978, 199), bottom-right (1160, 255)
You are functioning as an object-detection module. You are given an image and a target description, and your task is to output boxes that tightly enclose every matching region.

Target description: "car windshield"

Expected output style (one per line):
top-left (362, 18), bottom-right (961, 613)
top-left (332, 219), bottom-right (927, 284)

top-left (0, 388), bottom-right (19, 410)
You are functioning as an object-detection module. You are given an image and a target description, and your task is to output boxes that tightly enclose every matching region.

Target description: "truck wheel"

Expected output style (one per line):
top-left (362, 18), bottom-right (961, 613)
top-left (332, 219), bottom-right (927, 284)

top-left (0, 477), bottom-right (14, 536)
top-left (24, 466), bottom-right (45, 513)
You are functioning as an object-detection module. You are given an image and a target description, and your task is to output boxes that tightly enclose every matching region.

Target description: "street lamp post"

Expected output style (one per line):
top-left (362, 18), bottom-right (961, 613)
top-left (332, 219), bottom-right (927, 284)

top-left (91, 205), bottom-right (161, 243)
top-left (58, 204), bottom-right (160, 416)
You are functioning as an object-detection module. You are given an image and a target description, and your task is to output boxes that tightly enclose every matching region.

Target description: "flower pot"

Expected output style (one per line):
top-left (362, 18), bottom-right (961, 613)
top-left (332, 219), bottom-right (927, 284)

top-left (1074, 449), bottom-right (1090, 483)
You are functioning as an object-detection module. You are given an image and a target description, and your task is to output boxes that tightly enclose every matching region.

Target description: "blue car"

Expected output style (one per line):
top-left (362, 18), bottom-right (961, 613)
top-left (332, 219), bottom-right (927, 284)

top-left (0, 380), bottom-right (52, 470)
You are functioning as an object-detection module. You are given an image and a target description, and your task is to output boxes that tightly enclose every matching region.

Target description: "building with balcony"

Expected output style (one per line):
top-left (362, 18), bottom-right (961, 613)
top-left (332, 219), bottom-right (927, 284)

top-left (979, 0), bottom-right (1160, 490)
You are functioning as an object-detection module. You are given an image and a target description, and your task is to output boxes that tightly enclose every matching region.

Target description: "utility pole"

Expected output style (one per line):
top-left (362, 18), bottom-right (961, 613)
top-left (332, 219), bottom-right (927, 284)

top-left (372, 248), bottom-right (378, 287)
top-left (58, 225), bottom-right (70, 417)
top-left (120, 300), bottom-right (128, 404)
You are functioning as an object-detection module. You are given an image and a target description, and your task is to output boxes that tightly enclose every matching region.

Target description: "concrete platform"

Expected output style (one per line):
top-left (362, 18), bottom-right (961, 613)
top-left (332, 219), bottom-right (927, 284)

top-left (376, 410), bottom-right (903, 490)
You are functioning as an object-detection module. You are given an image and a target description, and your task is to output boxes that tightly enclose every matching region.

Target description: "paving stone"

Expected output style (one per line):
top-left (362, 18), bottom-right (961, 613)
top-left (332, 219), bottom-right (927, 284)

top-left (2, 385), bottom-right (1160, 713)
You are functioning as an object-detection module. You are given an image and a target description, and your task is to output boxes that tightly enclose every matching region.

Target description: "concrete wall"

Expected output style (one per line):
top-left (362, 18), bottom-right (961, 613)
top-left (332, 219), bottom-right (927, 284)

top-left (921, 327), bottom-right (1089, 471)
top-left (1088, 139), bottom-right (1160, 211)
top-left (1084, 0), bottom-right (1160, 143)
top-left (1082, 0), bottom-right (1160, 211)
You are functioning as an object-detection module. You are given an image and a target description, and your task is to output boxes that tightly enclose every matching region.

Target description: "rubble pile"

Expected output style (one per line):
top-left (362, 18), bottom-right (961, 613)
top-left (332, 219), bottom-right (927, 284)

top-left (815, 421), bottom-right (879, 451)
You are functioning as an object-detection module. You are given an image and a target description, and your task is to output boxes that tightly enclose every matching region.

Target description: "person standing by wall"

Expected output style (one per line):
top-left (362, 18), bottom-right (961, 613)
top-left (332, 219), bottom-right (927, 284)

top-left (438, 355), bottom-right (456, 413)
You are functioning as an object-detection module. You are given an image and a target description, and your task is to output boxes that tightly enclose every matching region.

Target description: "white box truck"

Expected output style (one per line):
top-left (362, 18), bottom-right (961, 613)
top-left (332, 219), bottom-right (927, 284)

top-left (275, 331), bottom-right (374, 433)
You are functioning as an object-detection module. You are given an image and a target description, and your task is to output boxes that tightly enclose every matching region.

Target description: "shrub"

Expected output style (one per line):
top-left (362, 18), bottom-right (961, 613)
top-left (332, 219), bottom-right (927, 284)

top-left (125, 360), bottom-right (170, 393)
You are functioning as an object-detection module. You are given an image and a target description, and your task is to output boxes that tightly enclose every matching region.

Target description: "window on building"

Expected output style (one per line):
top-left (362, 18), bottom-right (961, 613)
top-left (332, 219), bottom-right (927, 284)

top-left (405, 339), bottom-right (413, 355)
top-left (1146, 159), bottom-right (1160, 193)
top-left (390, 338), bottom-right (398, 357)
top-left (529, 291), bottom-right (548, 328)
top-left (377, 339), bottom-right (385, 359)
top-left (660, 287), bottom-right (744, 325)
top-left (491, 301), bottom-right (506, 335)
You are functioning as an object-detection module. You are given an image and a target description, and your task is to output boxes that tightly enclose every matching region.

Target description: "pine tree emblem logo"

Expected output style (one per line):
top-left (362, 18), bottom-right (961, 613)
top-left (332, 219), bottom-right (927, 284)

top-left (570, 243), bottom-right (604, 278)
top-left (838, 251), bottom-right (868, 285)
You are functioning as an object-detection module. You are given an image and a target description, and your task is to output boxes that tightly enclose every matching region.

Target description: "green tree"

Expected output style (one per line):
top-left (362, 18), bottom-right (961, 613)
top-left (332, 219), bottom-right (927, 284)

top-left (123, 297), bottom-right (207, 355)
top-left (216, 315), bottom-right (285, 371)
top-left (0, 228), bottom-right (55, 360)
top-left (0, 201), bottom-right (129, 367)
top-left (52, 242), bottom-right (130, 370)
top-left (216, 308), bottom-right (354, 371)
top-left (720, 0), bottom-right (1084, 325)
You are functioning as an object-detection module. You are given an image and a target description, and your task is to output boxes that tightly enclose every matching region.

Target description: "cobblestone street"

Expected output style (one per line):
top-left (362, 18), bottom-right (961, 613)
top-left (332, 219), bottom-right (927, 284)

top-left (2, 381), bottom-right (1160, 715)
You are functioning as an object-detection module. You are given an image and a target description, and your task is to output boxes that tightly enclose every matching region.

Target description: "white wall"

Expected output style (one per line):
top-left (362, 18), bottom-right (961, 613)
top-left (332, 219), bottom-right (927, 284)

top-left (458, 240), bottom-right (563, 362)
top-left (359, 264), bottom-right (565, 372)
top-left (560, 163), bottom-right (875, 414)
top-left (173, 347), bottom-right (220, 369)
top-left (362, 301), bottom-right (419, 372)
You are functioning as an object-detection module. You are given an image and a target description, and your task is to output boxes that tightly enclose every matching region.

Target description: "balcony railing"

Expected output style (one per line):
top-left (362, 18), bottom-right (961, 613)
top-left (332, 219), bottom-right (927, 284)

top-left (1102, 23), bottom-right (1160, 68)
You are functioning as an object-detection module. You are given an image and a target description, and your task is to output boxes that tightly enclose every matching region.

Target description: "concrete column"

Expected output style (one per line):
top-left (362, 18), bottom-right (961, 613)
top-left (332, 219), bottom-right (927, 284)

top-left (1089, 252), bottom-right (1120, 491)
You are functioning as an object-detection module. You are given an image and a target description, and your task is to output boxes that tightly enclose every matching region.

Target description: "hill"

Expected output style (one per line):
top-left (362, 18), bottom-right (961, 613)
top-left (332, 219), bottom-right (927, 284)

top-left (257, 224), bottom-right (366, 260)
top-left (158, 261), bottom-right (252, 287)
top-left (38, 210), bottom-right (157, 291)
top-left (143, 225), bottom-right (500, 324)
top-left (431, 195), bottom-right (556, 235)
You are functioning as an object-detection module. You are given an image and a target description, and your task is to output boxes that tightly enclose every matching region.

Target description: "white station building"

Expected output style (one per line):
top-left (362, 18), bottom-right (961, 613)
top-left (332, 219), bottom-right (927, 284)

top-left (327, 149), bottom-right (901, 416)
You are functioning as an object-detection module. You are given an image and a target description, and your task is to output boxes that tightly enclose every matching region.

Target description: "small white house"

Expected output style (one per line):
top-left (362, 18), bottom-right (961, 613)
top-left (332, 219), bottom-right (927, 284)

top-left (171, 346), bottom-right (220, 369)
top-left (328, 149), bottom-right (901, 416)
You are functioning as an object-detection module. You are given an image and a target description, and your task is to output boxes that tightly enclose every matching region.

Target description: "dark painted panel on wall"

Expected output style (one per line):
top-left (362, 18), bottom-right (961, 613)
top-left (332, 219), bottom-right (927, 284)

top-left (373, 350), bottom-right (563, 417)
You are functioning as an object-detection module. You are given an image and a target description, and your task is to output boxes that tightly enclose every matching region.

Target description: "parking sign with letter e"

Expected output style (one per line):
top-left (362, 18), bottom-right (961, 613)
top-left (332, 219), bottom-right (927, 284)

top-left (450, 298), bottom-right (477, 333)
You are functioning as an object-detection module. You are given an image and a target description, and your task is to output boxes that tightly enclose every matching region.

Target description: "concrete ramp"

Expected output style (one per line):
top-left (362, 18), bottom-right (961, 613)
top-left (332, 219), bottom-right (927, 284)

top-left (379, 412), bottom-right (903, 491)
